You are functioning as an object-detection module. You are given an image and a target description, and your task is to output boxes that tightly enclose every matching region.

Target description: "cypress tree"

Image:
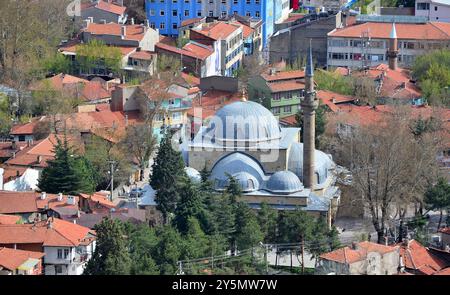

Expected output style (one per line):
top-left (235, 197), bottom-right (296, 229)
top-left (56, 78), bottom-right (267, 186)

top-left (150, 131), bottom-right (187, 221)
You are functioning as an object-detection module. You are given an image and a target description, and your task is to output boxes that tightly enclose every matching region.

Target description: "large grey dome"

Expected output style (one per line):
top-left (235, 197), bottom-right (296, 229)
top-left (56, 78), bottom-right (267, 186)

top-left (230, 171), bottom-right (260, 192)
top-left (203, 101), bottom-right (281, 144)
top-left (210, 152), bottom-right (265, 190)
top-left (266, 171), bottom-right (304, 194)
top-left (288, 142), bottom-right (334, 185)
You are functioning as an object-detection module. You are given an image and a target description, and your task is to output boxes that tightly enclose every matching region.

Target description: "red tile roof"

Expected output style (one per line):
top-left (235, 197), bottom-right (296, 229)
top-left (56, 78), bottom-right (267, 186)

top-left (0, 247), bottom-right (44, 271)
top-left (181, 17), bottom-right (204, 27)
top-left (156, 42), bottom-right (208, 60)
top-left (317, 90), bottom-right (356, 112)
top-left (93, 0), bottom-right (126, 15)
top-left (0, 214), bottom-right (21, 225)
top-left (282, 14), bottom-right (305, 23)
top-left (0, 217), bottom-right (94, 247)
top-left (0, 142), bottom-right (28, 158)
top-left (79, 192), bottom-right (115, 210)
top-left (193, 22), bottom-right (241, 40)
top-left (129, 50), bottom-right (155, 60)
top-left (81, 81), bottom-right (111, 102)
top-left (231, 22), bottom-right (254, 38)
top-left (188, 90), bottom-right (242, 120)
top-left (83, 23), bottom-right (148, 41)
top-left (279, 114), bottom-right (297, 126)
top-left (399, 240), bottom-right (449, 275)
top-left (267, 80), bottom-right (305, 93)
top-left (10, 117), bottom-right (47, 135)
top-left (320, 241), bottom-right (398, 264)
top-left (261, 70), bottom-right (306, 82)
top-left (183, 42), bottom-right (214, 59)
top-left (0, 191), bottom-right (79, 214)
top-left (434, 268), bottom-right (450, 275)
top-left (329, 22), bottom-right (450, 40)
top-left (1, 166), bottom-right (27, 184)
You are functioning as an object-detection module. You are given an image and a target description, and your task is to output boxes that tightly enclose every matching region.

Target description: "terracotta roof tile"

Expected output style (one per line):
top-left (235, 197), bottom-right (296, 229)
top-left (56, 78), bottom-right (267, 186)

top-left (83, 23), bottom-right (148, 41)
top-left (231, 22), bottom-right (254, 38)
top-left (0, 214), bottom-right (21, 225)
top-left (156, 42), bottom-right (207, 60)
top-left (439, 227), bottom-right (450, 235)
top-left (181, 17), bottom-right (204, 27)
top-left (193, 22), bottom-right (241, 40)
top-left (129, 50), bottom-right (156, 60)
top-left (188, 90), bottom-right (241, 120)
top-left (0, 191), bottom-right (79, 214)
top-left (182, 42), bottom-right (214, 59)
top-left (434, 268), bottom-right (450, 275)
top-left (398, 240), bottom-right (449, 274)
top-left (320, 241), bottom-right (398, 264)
top-left (267, 81), bottom-right (305, 92)
top-left (0, 218), bottom-right (94, 247)
top-left (0, 247), bottom-right (44, 271)
top-left (10, 117), bottom-right (47, 135)
top-left (93, 0), bottom-right (126, 15)
top-left (329, 22), bottom-right (450, 40)
top-left (81, 81), bottom-right (111, 101)
top-left (261, 70), bottom-right (305, 82)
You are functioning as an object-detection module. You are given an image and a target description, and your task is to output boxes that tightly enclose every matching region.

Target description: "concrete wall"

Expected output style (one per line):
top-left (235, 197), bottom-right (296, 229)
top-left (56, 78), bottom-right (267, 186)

top-left (270, 14), bottom-right (340, 67)
top-left (415, 0), bottom-right (450, 22)
top-left (81, 8), bottom-right (120, 24)
top-left (111, 85), bottom-right (141, 112)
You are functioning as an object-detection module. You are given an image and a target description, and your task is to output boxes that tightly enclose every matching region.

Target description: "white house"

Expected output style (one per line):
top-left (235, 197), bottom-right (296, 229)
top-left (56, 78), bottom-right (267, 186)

top-left (415, 0), bottom-right (450, 22)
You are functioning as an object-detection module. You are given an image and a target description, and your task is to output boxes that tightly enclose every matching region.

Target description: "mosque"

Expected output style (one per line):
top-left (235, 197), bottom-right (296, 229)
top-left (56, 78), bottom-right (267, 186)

top-left (183, 47), bottom-right (341, 225)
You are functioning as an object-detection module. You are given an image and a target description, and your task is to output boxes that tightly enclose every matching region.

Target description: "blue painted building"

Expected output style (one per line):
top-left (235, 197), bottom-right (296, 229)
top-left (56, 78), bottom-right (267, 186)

top-left (145, 0), bottom-right (290, 47)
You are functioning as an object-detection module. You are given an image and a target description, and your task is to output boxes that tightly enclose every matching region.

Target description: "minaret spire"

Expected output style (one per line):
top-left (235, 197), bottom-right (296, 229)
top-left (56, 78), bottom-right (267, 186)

top-left (301, 40), bottom-right (318, 189)
top-left (387, 23), bottom-right (399, 71)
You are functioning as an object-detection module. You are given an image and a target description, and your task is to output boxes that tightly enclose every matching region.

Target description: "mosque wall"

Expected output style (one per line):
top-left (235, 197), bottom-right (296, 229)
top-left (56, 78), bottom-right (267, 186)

top-left (240, 195), bottom-right (308, 207)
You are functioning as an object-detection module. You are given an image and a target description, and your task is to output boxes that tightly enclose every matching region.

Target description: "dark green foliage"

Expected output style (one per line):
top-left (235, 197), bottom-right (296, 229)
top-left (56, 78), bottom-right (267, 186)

top-left (424, 178), bottom-right (450, 230)
top-left (234, 202), bottom-right (264, 250)
top-left (151, 131), bottom-right (187, 220)
top-left (152, 225), bottom-right (183, 274)
top-left (225, 174), bottom-right (242, 203)
top-left (84, 218), bottom-right (132, 275)
top-left (173, 179), bottom-right (207, 234)
top-left (295, 103), bottom-right (327, 147)
top-left (257, 202), bottom-right (278, 243)
top-left (182, 217), bottom-right (210, 260)
top-left (38, 136), bottom-right (95, 194)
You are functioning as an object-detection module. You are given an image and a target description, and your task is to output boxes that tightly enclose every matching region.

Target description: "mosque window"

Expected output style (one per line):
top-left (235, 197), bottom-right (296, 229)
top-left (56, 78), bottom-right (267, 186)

top-left (315, 172), bottom-right (320, 184)
top-left (247, 179), bottom-right (254, 190)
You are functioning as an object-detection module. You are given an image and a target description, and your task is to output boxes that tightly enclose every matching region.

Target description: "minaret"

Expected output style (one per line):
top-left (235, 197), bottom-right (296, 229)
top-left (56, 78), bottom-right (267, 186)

top-left (301, 42), bottom-right (318, 189)
top-left (387, 23), bottom-right (398, 71)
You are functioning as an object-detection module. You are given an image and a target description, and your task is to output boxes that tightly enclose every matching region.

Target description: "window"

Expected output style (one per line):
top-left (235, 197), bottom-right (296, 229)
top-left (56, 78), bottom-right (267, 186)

top-left (255, 0), bottom-right (260, 3)
top-left (221, 11), bottom-right (227, 17)
top-left (272, 107), bottom-right (280, 114)
top-left (222, 0), bottom-right (226, 3)
top-left (246, 11), bottom-right (251, 16)
top-left (255, 11), bottom-right (260, 17)
top-left (184, 10), bottom-right (189, 16)
top-left (172, 112), bottom-right (182, 120)
top-left (55, 265), bottom-right (63, 274)
top-left (234, 0), bottom-right (238, 3)
top-left (149, 9), bottom-right (155, 16)
top-left (57, 249), bottom-right (63, 259)
top-left (416, 2), bottom-right (430, 10)
top-left (246, 0), bottom-right (250, 3)
top-left (233, 10), bottom-right (238, 15)
top-left (273, 93), bottom-right (281, 101)
top-left (247, 179), bottom-right (254, 190)
top-left (173, 0), bottom-right (177, 2)
top-left (434, 5), bottom-right (438, 10)
top-left (283, 105), bottom-right (291, 113)
top-left (150, 22), bottom-right (156, 29)
top-left (160, 0), bottom-right (165, 2)
top-left (172, 10), bottom-right (178, 16)
top-left (64, 249), bottom-right (70, 259)
top-left (208, 10), bottom-right (213, 16)
top-left (173, 23), bottom-right (177, 29)
top-left (185, 0), bottom-right (190, 2)
top-left (329, 39), bottom-right (347, 47)
top-left (197, 10), bottom-right (202, 16)
top-left (160, 22), bottom-right (165, 29)
top-left (160, 10), bottom-right (165, 16)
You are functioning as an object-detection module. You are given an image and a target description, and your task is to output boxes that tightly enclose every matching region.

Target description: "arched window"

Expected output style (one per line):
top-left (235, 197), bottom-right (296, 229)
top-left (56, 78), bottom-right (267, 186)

top-left (315, 172), bottom-right (320, 185)
top-left (247, 179), bottom-right (254, 190)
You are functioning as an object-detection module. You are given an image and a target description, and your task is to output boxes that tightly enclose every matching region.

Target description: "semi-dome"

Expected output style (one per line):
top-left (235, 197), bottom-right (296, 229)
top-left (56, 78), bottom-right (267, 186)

top-left (288, 142), bottom-right (335, 185)
top-left (210, 152), bottom-right (265, 190)
top-left (266, 171), bottom-right (304, 194)
top-left (184, 167), bottom-right (201, 183)
top-left (203, 101), bottom-right (281, 144)
top-left (230, 172), bottom-right (260, 192)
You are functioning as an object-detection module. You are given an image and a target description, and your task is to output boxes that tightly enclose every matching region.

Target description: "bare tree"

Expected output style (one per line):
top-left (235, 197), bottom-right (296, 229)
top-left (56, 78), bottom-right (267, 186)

top-left (335, 108), bottom-right (440, 243)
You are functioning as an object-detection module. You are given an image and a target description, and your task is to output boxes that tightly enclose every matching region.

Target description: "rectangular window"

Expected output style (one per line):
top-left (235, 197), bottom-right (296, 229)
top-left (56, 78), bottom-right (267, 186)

top-left (172, 10), bottom-right (178, 16)
top-left (150, 9), bottom-right (155, 16)
top-left (208, 10), bottom-right (213, 16)
top-left (273, 93), bottom-right (281, 101)
top-left (222, 0), bottom-right (226, 3)
top-left (255, 11), bottom-right (260, 17)
top-left (160, 22), bottom-right (165, 29)
top-left (55, 265), bottom-right (63, 274)
top-left (234, 0), bottom-right (238, 3)
top-left (184, 10), bottom-right (189, 16)
top-left (173, 23), bottom-right (177, 29)
top-left (197, 10), bottom-right (202, 16)
top-left (172, 112), bottom-right (182, 120)
top-left (283, 105), bottom-right (292, 113)
top-left (57, 249), bottom-right (63, 259)
top-left (246, 11), bottom-right (251, 16)
top-left (150, 22), bottom-right (156, 29)
top-left (160, 10), bottom-right (165, 16)
top-left (416, 2), bottom-right (430, 10)
top-left (272, 107), bottom-right (280, 114)
top-left (221, 11), bottom-right (227, 17)
top-left (246, 0), bottom-right (250, 3)
top-left (64, 249), bottom-right (70, 259)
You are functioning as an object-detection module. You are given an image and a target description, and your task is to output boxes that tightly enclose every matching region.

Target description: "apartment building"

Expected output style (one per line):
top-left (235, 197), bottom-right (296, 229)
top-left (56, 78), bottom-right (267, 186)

top-left (415, 0), bottom-right (450, 22)
top-left (190, 22), bottom-right (244, 76)
top-left (327, 21), bottom-right (450, 69)
top-left (80, 0), bottom-right (128, 24)
top-left (145, 0), bottom-right (290, 46)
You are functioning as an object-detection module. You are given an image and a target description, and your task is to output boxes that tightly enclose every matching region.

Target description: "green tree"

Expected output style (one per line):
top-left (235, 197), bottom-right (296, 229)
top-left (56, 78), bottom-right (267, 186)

top-left (128, 225), bottom-right (160, 275)
top-left (173, 179), bottom-right (207, 234)
top-left (234, 202), bottom-right (264, 251)
top-left (152, 225), bottom-right (183, 274)
top-left (38, 135), bottom-right (95, 194)
top-left (225, 174), bottom-right (242, 203)
top-left (0, 94), bottom-right (12, 139)
top-left (41, 53), bottom-right (72, 75)
top-left (295, 103), bottom-right (327, 147)
top-left (84, 218), bottom-right (132, 275)
top-left (150, 131), bottom-right (187, 222)
top-left (424, 178), bottom-right (450, 231)
top-left (182, 217), bottom-right (210, 261)
top-left (257, 202), bottom-right (278, 243)
top-left (76, 39), bottom-right (122, 75)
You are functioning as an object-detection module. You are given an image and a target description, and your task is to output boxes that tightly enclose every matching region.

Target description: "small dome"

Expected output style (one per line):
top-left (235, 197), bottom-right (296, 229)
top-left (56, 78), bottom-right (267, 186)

top-left (184, 167), bottom-right (201, 183)
top-left (266, 171), bottom-right (304, 194)
top-left (230, 172), bottom-right (260, 192)
top-left (203, 101), bottom-right (281, 144)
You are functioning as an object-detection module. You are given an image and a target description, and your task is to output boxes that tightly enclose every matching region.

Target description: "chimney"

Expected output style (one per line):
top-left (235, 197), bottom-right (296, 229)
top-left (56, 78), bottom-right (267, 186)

top-left (41, 192), bottom-right (47, 200)
top-left (332, 97), bottom-right (336, 104)
top-left (121, 26), bottom-right (126, 39)
top-left (131, 18), bottom-right (135, 25)
top-left (67, 195), bottom-right (75, 205)
top-left (125, 114), bottom-right (129, 126)
top-left (11, 141), bottom-right (16, 150)
top-left (387, 23), bottom-right (398, 71)
top-left (88, 17), bottom-right (94, 23)
top-left (145, 19), bottom-right (150, 28)
top-left (100, 19), bottom-right (107, 24)
top-left (47, 218), bottom-right (53, 229)
top-left (37, 155), bottom-right (42, 164)
top-left (269, 68), bottom-right (276, 76)
top-left (12, 152), bottom-right (16, 158)
top-left (57, 193), bottom-right (63, 201)
top-left (27, 139), bottom-right (33, 147)
top-left (0, 168), bottom-right (4, 190)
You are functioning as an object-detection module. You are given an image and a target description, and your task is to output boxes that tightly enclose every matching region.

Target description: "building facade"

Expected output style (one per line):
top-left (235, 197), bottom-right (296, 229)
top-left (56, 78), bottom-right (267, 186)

top-left (145, 0), bottom-right (290, 46)
top-left (415, 0), bottom-right (450, 22)
top-left (327, 21), bottom-right (450, 69)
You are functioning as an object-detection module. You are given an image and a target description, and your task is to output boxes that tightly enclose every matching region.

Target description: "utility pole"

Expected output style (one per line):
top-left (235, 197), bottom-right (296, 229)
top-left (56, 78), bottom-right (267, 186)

top-left (108, 160), bottom-right (117, 202)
